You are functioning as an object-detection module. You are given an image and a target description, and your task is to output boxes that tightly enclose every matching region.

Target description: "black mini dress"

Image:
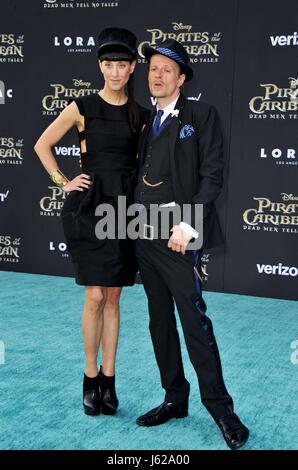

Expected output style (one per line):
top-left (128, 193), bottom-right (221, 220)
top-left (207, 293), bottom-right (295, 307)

top-left (61, 93), bottom-right (148, 286)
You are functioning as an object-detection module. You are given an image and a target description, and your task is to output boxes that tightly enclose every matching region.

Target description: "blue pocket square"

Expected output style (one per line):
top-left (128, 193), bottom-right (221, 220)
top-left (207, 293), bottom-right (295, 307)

top-left (179, 124), bottom-right (195, 139)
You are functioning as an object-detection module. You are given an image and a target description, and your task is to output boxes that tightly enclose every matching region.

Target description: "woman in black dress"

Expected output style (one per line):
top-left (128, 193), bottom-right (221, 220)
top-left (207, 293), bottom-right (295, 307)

top-left (34, 28), bottom-right (148, 416)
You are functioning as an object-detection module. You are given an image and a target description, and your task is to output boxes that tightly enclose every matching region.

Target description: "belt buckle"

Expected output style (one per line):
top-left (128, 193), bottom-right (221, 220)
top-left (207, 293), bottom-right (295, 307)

top-left (143, 223), bottom-right (154, 240)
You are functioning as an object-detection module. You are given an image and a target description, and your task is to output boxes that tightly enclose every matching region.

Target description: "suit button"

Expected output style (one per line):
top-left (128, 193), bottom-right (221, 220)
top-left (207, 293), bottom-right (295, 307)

top-left (145, 163), bottom-right (150, 168)
top-left (140, 191), bottom-right (145, 195)
top-left (147, 154), bottom-right (151, 158)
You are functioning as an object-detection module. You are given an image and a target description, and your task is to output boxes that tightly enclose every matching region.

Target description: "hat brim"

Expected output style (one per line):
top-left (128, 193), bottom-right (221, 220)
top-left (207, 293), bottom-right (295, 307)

top-left (143, 44), bottom-right (193, 82)
top-left (97, 41), bottom-right (136, 59)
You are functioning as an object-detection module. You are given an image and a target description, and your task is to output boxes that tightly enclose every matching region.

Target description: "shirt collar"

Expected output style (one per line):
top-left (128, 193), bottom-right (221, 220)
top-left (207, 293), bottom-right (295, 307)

top-left (156, 94), bottom-right (180, 122)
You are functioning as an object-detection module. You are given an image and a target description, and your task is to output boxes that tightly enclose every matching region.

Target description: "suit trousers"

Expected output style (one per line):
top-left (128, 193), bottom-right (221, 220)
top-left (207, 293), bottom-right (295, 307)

top-left (135, 237), bottom-right (234, 421)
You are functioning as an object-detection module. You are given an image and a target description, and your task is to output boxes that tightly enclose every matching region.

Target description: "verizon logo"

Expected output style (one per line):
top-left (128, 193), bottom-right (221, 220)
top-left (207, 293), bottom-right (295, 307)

top-left (54, 145), bottom-right (80, 156)
top-left (270, 32), bottom-right (298, 46)
top-left (257, 263), bottom-right (298, 276)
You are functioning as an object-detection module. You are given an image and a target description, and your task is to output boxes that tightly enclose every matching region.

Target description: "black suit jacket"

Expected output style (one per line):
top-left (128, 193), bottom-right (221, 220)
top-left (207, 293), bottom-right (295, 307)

top-left (137, 94), bottom-right (224, 249)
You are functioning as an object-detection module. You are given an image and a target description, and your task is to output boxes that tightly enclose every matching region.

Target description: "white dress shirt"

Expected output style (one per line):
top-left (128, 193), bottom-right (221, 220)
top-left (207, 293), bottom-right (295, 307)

top-left (157, 95), bottom-right (179, 125)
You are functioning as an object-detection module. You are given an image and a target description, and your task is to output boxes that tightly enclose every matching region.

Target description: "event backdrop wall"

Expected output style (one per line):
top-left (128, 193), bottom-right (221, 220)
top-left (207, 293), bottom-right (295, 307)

top-left (0, 0), bottom-right (297, 300)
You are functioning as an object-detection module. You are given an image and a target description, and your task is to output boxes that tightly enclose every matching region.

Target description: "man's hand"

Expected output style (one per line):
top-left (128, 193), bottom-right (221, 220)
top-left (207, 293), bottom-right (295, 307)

top-left (168, 225), bottom-right (192, 255)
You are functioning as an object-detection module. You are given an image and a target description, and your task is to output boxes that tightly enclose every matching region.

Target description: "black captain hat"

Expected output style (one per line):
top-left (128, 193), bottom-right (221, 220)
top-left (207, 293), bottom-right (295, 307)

top-left (97, 27), bottom-right (137, 59)
top-left (143, 38), bottom-right (193, 81)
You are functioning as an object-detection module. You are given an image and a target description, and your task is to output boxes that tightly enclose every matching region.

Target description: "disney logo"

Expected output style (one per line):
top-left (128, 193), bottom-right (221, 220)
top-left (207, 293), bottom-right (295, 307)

top-left (281, 193), bottom-right (298, 201)
top-left (289, 77), bottom-right (298, 89)
top-left (72, 79), bottom-right (91, 88)
top-left (172, 23), bottom-right (192, 31)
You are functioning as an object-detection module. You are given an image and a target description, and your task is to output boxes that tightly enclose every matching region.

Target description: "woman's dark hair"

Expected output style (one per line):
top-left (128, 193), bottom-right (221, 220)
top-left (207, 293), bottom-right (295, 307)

top-left (99, 51), bottom-right (140, 132)
top-left (126, 71), bottom-right (139, 133)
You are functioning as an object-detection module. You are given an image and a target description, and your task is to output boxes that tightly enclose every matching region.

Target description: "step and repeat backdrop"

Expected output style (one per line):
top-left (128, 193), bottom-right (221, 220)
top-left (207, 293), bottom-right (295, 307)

top-left (0, 0), bottom-right (297, 300)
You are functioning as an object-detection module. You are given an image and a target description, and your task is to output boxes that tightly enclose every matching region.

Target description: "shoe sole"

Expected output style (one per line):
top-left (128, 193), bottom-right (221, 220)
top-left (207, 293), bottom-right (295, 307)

top-left (225, 431), bottom-right (249, 450)
top-left (84, 405), bottom-right (101, 416)
top-left (101, 404), bottom-right (118, 415)
top-left (136, 411), bottom-right (188, 426)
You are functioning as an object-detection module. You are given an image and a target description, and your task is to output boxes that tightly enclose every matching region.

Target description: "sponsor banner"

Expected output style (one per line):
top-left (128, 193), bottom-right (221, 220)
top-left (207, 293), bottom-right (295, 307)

top-left (0, 0), bottom-right (297, 300)
top-left (54, 145), bottom-right (80, 157)
top-left (256, 263), bottom-right (298, 277)
top-left (49, 240), bottom-right (69, 259)
top-left (270, 32), bottom-right (298, 47)
top-left (0, 190), bottom-right (9, 203)
top-left (53, 35), bottom-right (96, 54)
top-left (0, 81), bottom-right (13, 104)
top-left (258, 146), bottom-right (297, 167)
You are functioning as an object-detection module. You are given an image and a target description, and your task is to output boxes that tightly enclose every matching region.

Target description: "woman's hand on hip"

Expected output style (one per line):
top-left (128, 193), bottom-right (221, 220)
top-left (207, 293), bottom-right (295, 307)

top-left (63, 174), bottom-right (92, 192)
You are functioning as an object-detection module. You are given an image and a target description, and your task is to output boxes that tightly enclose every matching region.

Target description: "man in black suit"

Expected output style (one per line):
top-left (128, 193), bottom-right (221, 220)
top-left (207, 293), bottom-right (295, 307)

top-left (134, 39), bottom-right (249, 450)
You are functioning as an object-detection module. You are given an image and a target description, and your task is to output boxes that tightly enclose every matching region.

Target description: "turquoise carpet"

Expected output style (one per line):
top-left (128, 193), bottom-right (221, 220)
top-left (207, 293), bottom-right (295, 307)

top-left (0, 271), bottom-right (297, 450)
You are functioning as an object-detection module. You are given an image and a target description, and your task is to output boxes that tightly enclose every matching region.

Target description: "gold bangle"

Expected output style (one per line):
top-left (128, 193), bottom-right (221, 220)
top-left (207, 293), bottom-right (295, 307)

top-left (50, 169), bottom-right (69, 189)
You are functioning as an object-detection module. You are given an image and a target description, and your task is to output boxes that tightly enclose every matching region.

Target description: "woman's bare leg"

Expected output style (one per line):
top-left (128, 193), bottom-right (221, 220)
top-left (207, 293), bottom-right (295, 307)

top-left (101, 287), bottom-right (122, 376)
top-left (82, 285), bottom-right (107, 377)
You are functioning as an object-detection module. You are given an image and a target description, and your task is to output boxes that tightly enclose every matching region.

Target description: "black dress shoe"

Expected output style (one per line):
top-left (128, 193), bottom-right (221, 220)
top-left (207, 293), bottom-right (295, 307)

top-left (215, 413), bottom-right (249, 450)
top-left (136, 400), bottom-right (188, 427)
top-left (98, 366), bottom-right (119, 415)
top-left (83, 374), bottom-right (101, 416)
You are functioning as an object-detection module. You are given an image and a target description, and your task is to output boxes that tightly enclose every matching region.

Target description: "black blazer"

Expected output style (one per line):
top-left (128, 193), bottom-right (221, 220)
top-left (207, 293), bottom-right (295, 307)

top-left (138, 94), bottom-right (224, 249)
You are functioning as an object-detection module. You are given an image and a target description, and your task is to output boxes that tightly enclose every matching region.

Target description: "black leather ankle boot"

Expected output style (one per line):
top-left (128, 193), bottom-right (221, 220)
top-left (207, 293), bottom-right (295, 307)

top-left (83, 373), bottom-right (101, 416)
top-left (98, 366), bottom-right (119, 415)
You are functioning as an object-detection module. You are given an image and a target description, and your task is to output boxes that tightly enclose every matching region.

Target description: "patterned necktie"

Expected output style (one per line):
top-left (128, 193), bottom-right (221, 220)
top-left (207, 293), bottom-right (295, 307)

top-left (152, 109), bottom-right (164, 136)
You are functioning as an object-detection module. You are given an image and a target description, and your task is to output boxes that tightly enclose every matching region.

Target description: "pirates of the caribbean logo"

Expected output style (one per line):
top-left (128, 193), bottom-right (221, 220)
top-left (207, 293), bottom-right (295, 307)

top-left (0, 235), bottom-right (21, 263)
top-left (42, 79), bottom-right (99, 115)
top-left (0, 34), bottom-right (24, 63)
top-left (40, 187), bottom-right (67, 217)
top-left (0, 138), bottom-right (24, 165)
top-left (243, 194), bottom-right (298, 233)
top-left (138, 22), bottom-right (221, 63)
top-left (249, 77), bottom-right (298, 119)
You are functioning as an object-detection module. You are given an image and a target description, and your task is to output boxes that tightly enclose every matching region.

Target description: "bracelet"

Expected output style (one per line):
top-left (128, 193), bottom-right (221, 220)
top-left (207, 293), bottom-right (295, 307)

top-left (50, 169), bottom-right (69, 189)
